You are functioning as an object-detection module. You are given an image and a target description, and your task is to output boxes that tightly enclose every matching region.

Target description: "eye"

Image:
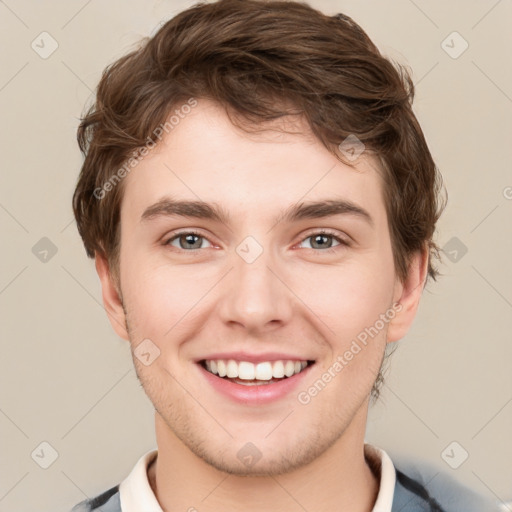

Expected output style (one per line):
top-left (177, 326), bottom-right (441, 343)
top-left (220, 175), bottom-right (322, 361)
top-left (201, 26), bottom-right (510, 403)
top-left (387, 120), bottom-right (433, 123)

top-left (163, 229), bottom-right (349, 253)
top-left (164, 231), bottom-right (213, 251)
top-left (297, 230), bottom-right (348, 252)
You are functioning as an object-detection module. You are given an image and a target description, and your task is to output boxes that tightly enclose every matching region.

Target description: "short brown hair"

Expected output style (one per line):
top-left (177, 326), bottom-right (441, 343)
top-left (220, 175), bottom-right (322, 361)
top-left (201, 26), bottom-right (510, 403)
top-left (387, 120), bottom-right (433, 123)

top-left (73, 0), bottom-right (445, 401)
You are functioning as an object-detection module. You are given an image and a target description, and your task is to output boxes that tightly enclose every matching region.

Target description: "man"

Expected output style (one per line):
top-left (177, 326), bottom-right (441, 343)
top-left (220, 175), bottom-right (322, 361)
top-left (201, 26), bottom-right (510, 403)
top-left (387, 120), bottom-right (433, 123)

top-left (70, 0), bottom-right (501, 510)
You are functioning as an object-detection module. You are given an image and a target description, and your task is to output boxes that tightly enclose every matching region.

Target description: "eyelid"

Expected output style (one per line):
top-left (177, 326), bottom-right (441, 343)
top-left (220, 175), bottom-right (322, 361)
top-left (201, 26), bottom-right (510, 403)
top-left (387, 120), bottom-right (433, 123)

top-left (300, 228), bottom-right (349, 240)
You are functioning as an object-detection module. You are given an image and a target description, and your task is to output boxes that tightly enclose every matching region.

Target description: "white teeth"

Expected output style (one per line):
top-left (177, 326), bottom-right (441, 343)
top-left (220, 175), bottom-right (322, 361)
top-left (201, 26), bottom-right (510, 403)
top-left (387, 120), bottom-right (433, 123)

top-left (217, 360), bottom-right (227, 377)
top-left (255, 362), bottom-right (273, 380)
top-left (238, 361), bottom-right (255, 380)
top-left (284, 360), bottom-right (295, 377)
top-left (202, 358), bottom-right (310, 380)
top-left (272, 360), bottom-right (285, 378)
top-left (226, 359), bottom-right (238, 378)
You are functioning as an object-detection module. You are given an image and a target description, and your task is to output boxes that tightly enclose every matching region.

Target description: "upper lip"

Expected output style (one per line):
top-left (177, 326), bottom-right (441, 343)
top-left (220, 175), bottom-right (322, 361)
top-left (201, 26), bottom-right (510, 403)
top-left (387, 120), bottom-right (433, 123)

top-left (196, 352), bottom-right (315, 364)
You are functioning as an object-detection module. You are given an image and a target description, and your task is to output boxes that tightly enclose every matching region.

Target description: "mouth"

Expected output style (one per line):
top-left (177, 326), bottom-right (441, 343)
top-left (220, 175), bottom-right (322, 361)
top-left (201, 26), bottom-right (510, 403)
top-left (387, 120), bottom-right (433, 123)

top-left (199, 358), bottom-right (316, 386)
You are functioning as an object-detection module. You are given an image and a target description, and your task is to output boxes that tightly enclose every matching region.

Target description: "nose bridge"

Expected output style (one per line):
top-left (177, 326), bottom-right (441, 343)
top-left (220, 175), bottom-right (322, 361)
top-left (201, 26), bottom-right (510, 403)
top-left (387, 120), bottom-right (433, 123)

top-left (218, 234), bottom-right (292, 330)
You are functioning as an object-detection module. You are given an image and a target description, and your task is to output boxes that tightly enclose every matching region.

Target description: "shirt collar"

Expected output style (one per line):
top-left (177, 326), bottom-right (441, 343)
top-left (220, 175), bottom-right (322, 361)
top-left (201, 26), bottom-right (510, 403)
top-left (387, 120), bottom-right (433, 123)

top-left (119, 449), bottom-right (161, 512)
top-left (364, 443), bottom-right (396, 512)
top-left (119, 442), bottom-right (396, 512)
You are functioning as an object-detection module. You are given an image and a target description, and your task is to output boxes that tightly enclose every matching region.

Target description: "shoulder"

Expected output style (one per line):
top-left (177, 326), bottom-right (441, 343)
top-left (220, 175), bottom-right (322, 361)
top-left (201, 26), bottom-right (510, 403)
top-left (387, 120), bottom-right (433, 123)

top-left (391, 456), bottom-right (503, 512)
top-left (69, 485), bottom-right (121, 512)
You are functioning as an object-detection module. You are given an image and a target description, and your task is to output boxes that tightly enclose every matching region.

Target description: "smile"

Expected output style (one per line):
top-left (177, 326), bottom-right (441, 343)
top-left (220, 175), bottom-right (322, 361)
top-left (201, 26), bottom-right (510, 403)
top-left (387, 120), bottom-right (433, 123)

top-left (201, 359), bottom-right (312, 383)
top-left (196, 358), bottom-right (316, 404)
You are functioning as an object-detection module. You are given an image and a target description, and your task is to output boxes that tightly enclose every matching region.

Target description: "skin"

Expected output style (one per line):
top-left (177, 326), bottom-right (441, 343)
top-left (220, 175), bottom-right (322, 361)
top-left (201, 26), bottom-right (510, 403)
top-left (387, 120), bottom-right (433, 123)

top-left (96, 99), bottom-right (428, 512)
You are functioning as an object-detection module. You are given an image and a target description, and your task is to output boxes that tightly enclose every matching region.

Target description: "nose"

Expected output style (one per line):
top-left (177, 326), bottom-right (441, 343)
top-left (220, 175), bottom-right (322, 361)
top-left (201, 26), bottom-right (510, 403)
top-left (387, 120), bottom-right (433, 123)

top-left (217, 240), bottom-right (294, 334)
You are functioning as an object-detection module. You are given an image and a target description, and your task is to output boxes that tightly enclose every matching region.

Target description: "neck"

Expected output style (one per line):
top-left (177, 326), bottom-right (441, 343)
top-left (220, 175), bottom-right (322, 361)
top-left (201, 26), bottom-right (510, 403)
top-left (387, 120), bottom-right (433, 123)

top-left (148, 403), bottom-right (379, 512)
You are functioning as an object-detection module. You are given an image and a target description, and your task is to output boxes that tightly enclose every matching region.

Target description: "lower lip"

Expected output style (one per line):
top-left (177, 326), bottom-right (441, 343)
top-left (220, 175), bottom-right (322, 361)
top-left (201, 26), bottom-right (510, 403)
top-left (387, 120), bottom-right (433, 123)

top-left (197, 362), bottom-right (314, 405)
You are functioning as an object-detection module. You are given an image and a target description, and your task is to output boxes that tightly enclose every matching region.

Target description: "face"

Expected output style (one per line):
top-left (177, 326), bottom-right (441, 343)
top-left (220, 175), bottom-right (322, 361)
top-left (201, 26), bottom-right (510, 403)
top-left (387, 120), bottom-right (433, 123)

top-left (99, 99), bottom-right (422, 476)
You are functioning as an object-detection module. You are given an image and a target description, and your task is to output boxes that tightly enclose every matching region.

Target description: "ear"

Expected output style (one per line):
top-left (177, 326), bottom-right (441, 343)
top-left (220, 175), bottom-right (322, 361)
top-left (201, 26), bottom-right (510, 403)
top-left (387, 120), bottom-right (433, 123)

top-left (95, 253), bottom-right (129, 341)
top-left (386, 245), bottom-right (429, 343)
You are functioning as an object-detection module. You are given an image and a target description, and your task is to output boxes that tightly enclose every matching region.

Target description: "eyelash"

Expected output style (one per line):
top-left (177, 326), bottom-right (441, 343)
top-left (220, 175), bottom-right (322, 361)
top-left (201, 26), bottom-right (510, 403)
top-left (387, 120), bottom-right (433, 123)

top-left (163, 229), bottom-right (349, 254)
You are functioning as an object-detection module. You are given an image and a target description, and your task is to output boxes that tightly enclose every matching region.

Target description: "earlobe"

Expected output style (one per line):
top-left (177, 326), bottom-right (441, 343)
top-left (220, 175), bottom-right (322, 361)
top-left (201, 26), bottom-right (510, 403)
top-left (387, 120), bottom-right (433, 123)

top-left (95, 253), bottom-right (129, 341)
top-left (386, 246), bottom-right (429, 343)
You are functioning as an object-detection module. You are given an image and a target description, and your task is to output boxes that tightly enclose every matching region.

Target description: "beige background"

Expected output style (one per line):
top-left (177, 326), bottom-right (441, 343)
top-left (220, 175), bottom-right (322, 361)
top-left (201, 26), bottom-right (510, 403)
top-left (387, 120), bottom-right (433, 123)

top-left (0, 1), bottom-right (511, 511)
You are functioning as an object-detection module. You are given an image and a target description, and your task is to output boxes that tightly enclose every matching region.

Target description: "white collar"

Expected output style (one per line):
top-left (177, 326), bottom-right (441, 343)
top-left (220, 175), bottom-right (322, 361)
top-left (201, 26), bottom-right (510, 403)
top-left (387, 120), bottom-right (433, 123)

top-left (119, 442), bottom-right (395, 512)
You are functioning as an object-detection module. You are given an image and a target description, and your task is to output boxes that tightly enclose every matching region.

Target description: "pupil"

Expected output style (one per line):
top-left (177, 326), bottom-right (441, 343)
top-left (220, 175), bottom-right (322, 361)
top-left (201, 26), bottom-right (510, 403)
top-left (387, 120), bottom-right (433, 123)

top-left (182, 234), bottom-right (200, 249)
top-left (313, 234), bottom-right (331, 249)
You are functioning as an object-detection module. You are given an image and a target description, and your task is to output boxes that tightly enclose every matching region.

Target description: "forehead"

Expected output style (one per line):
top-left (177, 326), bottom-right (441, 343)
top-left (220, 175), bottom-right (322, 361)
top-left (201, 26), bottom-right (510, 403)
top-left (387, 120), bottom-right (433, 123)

top-left (120, 99), bottom-right (387, 228)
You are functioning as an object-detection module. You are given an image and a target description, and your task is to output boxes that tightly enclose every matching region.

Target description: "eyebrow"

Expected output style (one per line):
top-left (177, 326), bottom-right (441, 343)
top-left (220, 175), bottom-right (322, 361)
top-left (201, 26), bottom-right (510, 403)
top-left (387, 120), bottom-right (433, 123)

top-left (140, 197), bottom-right (373, 227)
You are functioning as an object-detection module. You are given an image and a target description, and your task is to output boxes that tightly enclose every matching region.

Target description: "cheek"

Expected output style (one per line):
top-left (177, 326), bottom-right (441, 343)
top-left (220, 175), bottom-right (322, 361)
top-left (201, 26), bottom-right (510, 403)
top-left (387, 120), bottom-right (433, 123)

top-left (295, 259), bottom-right (395, 342)
top-left (120, 256), bottom-right (216, 338)
top-left (303, 266), bottom-right (392, 398)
